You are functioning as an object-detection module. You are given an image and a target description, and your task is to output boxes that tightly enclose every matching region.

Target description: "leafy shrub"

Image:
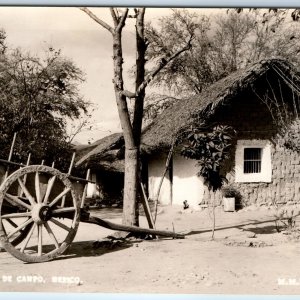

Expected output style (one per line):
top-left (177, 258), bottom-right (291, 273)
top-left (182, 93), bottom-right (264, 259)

top-left (221, 186), bottom-right (238, 197)
top-left (181, 125), bottom-right (236, 192)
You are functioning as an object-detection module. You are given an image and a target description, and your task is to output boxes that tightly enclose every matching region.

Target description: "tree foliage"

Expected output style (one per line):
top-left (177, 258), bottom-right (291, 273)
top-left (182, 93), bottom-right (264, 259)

top-left (143, 9), bottom-right (300, 122)
top-left (180, 125), bottom-right (235, 192)
top-left (283, 121), bottom-right (300, 153)
top-left (0, 37), bottom-right (89, 171)
top-left (180, 124), bottom-right (235, 239)
top-left (146, 9), bottom-right (213, 95)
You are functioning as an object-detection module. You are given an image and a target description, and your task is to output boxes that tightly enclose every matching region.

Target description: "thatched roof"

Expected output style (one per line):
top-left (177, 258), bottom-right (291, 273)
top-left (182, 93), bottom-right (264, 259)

top-left (141, 58), bottom-right (300, 152)
top-left (76, 58), bottom-right (300, 168)
top-left (75, 132), bottom-right (124, 172)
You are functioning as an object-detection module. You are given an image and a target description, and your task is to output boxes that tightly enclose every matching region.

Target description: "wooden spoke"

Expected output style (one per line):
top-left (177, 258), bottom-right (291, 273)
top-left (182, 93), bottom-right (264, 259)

top-left (44, 222), bottom-right (59, 249)
top-left (5, 218), bottom-right (18, 228)
top-left (43, 176), bottom-right (56, 204)
top-left (49, 188), bottom-right (71, 208)
top-left (17, 178), bottom-right (36, 206)
top-left (2, 212), bottom-right (31, 219)
top-left (37, 224), bottom-right (42, 256)
top-left (20, 223), bottom-right (36, 253)
top-left (35, 172), bottom-right (41, 204)
top-left (61, 196), bottom-right (66, 208)
top-left (50, 218), bottom-right (71, 232)
top-left (5, 193), bottom-right (32, 210)
top-left (7, 218), bottom-right (33, 239)
top-left (52, 207), bottom-right (76, 214)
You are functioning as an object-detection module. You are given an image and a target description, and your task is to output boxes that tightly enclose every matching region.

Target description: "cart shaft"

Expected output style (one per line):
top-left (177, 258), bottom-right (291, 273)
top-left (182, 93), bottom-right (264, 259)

top-left (80, 209), bottom-right (184, 239)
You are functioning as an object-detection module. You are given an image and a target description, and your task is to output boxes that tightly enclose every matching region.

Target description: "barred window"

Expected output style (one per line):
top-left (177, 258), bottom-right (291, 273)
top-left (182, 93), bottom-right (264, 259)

top-left (235, 140), bottom-right (271, 183)
top-left (244, 148), bottom-right (262, 173)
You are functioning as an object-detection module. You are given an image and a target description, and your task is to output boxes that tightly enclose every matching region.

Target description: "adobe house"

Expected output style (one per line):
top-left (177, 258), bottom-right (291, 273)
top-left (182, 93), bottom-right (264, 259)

top-left (75, 133), bottom-right (124, 203)
top-left (141, 58), bottom-right (300, 208)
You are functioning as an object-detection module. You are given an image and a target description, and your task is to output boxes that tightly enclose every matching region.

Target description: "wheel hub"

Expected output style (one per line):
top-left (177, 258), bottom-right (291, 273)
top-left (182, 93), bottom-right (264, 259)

top-left (31, 204), bottom-right (52, 224)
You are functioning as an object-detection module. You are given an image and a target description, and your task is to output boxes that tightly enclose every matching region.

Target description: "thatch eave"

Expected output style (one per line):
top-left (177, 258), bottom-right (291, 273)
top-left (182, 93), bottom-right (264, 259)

top-left (141, 58), bottom-right (300, 153)
top-left (75, 133), bottom-right (124, 168)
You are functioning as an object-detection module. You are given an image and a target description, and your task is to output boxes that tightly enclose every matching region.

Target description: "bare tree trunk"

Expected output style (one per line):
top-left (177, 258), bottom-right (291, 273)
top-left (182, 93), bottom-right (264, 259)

top-left (129, 8), bottom-right (146, 226)
top-left (80, 7), bottom-right (193, 227)
top-left (132, 8), bottom-right (146, 144)
top-left (123, 147), bottom-right (139, 225)
top-left (111, 29), bottom-right (140, 226)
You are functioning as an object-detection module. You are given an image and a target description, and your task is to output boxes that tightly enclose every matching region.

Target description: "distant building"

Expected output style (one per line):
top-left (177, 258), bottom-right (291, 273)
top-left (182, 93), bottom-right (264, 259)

top-left (75, 133), bottom-right (124, 204)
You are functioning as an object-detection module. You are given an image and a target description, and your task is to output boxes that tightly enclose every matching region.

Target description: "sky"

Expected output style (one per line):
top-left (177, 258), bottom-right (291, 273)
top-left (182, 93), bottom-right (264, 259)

top-left (0, 7), bottom-right (219, 144)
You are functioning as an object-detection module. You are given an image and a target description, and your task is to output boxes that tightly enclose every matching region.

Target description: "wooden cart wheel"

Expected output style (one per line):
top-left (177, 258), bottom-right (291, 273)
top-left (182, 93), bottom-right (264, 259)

top-left (5, 222), bottom-right (34, 247)
top-left (0, 165), bottom-right (80, 263)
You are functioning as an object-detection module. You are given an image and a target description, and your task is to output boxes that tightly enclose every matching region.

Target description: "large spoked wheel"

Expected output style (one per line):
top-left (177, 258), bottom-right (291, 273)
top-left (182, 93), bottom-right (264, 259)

top-left (0, 165), bottom-right (80, 263)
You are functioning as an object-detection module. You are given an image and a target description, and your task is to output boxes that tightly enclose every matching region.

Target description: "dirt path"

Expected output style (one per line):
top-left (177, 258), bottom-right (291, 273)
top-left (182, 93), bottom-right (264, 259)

top-left (1, 205), bottom-right (300, 294)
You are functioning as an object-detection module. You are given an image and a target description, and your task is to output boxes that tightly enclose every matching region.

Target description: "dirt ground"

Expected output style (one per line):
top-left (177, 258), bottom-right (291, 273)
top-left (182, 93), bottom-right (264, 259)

top-left (1, 204), bottom-right (300, 295)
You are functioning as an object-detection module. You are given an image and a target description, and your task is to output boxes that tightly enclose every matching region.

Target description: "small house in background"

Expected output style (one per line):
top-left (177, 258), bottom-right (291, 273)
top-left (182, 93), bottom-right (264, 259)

top-left (75, 133), bottom-right (124, 205)
top-left (75, 58), bottom-right (300, 210)
top-left (141, 58), bottom-right (300, 208)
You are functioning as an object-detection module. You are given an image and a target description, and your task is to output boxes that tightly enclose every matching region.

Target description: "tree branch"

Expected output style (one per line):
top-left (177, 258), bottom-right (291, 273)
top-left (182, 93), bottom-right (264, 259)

top-left (122, 90), bottom-right (137, 98)
top-left (110, 8), bottom-right (118, 26)
top-left (116, 8), bottom-right (129, 32)
top-left (136, 36), bottom-right (193, 96)
top-left (80, 7), bottom-right (114, 34)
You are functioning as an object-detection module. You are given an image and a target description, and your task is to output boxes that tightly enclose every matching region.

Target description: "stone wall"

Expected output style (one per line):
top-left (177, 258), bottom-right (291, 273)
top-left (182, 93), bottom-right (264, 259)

top-left (201, 91), bottom-right (300, 207)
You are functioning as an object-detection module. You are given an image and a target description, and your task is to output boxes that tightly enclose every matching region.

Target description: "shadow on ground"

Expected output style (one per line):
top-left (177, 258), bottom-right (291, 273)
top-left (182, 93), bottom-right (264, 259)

top-left (184, 218), bottom-right (278, 236)
top-left (239, 225), bottom-right (281, 235)
top-left (39, 240), bottom-right (134, 260)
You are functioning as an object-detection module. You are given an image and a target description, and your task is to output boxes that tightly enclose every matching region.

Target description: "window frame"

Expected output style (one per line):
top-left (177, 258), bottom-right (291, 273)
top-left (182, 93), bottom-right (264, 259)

top-left (235, 140), bottom-right (272, 183)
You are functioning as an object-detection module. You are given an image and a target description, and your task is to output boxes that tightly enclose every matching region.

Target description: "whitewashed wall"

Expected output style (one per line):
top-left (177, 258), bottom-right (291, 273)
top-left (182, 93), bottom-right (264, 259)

top-left (86, 172), bottom-right (98, 198)
top-left (148, 153), bottom-right (172, 205)
top-left (172, 154), bottom-right (204, 207)
top-left (148, 153), bottom-right (204, 207)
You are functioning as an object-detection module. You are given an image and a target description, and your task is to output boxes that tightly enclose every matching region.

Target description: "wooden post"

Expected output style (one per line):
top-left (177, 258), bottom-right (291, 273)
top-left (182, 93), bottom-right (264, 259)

top-left (68, 152), bottom-right (76, 175)
top-left (80, 169), bottom-right (91, 209)
top-left (26, 153), bottom-right (32, 166)
top-left (19, 153), bottom-right (31, 197)
top-left (3, 132), bottom-right (17, 181)
top-left (62, 152), bottom-right (76, 207)
top-left (139, 180), bottom-right (156, 231)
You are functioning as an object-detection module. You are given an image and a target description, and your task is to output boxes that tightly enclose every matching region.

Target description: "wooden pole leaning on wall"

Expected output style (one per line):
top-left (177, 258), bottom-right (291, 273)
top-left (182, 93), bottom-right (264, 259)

top-left (153, 141), bottom-right (175, 223)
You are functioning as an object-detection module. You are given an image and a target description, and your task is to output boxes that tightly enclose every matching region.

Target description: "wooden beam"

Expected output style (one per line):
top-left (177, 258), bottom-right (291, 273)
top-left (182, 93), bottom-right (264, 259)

top-left (84, 215), bottom-right (184, 239)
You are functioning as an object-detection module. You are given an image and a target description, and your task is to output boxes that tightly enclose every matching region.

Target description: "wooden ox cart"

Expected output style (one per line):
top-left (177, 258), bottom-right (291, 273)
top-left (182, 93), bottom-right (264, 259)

top-left (0, 135), bottom-right (183, 263)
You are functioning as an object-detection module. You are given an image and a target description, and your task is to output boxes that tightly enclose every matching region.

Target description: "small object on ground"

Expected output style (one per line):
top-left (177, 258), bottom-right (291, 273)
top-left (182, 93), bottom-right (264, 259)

top-left (246, 232), bottom-right (257, 238)
top-left (92, 238), bottom-right (124, 249)
top-left (183, 200), bottom-right (189, 210)
top-left (107, 231), bottom-right (130, 240)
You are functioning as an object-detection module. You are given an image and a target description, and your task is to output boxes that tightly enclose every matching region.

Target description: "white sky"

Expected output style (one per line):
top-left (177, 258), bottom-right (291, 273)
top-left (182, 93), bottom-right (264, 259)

top-left (0, 7), bottom-right (220, 144)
